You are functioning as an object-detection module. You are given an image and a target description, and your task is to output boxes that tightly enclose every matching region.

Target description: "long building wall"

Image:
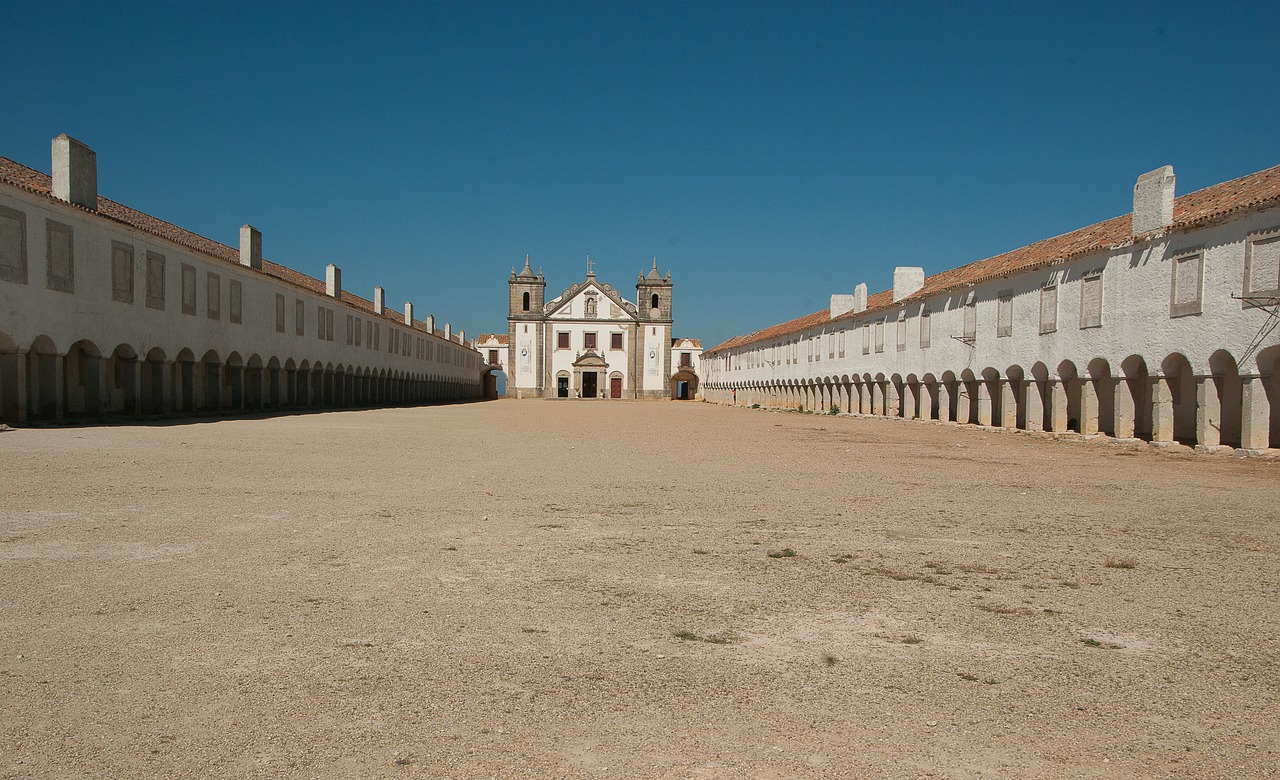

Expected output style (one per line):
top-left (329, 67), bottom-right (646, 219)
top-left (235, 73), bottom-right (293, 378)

top-left (0, 135), bottom-right (483, 422)
top-left (701, 165), bottom-right (1280, 452)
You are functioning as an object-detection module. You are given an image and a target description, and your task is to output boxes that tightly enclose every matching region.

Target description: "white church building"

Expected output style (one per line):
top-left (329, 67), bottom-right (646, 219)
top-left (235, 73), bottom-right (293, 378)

top-left (700, 164), bottom-right (1280, 452)
top-left (497, 258), bottom-right (701, 400)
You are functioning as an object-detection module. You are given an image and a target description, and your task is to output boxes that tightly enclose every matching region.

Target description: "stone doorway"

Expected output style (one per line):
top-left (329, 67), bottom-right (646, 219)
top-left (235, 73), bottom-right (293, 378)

top-left (582, 371), bottom-right (598, 399)
top-left (610, 376), bottom-right (622, 399)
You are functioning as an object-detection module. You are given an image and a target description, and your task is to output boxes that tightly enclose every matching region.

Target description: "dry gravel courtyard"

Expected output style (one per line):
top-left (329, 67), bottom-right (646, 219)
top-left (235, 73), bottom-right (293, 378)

top-left (1, 399), bottom-right (1278, 779)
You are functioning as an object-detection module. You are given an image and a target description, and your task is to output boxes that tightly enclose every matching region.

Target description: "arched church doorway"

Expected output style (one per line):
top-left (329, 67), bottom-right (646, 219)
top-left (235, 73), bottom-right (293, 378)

top-left (671, 369), bottom-right (699, 400)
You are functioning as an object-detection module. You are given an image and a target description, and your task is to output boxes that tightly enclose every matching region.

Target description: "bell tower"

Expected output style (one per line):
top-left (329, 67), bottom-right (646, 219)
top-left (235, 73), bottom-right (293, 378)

top-left (634, 258), bottom-right (674, 399)
top-left (509, 255), bottom-right (545, 319)
top-left (507, 255), bottom-right (546, 398)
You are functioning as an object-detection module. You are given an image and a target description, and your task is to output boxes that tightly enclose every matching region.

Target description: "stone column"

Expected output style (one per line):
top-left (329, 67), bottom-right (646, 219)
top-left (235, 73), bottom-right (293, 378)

top-left (976, 381), bottom-right (992, 427)
top-left (1195, 375), bottom-right (1221, 447)
top-left (909, 384), bottom-right (921, 419)
top-left (1150, 376), bottom-right (1173, 442)
top-left (1024, 380), bottom-right (1043, 432)
top-left (1000, 380), bottom-right (1017, 428)
top-left (1048, 379), bottom-right (1067, 432)
top-left (937, 383), bottom-right (951, 423)
top-left (1114, 378), bottom-right (1136, 439)
top-left (1080, 380), bottom-right (1099, 435)
top-left (887, 382), bottom-right (900, 418)
top-left (1239, 374), bottom-right (1270, 451)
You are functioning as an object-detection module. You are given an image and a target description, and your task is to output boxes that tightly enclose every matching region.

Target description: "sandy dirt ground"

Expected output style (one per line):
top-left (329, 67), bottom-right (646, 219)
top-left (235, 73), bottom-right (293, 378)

top-left (1, 400), bottom-right (1277, 779)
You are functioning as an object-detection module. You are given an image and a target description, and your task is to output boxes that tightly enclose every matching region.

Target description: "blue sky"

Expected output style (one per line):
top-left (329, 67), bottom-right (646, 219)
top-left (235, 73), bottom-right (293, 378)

top-left (3, 1), bottom-right (1278, 348)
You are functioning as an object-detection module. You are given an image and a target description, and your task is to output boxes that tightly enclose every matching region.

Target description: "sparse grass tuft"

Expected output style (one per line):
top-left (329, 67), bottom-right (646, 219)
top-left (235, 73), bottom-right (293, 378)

top-left (768, 548), bottom-right (797, 559)
top-left (1081, 637), bottom-right (1123, 649)
top-left (675, 630), bottom-right (701, 641)
top-left (901, 634), bottom-right (923, 645)
top-left (1105, 556), bottom-right (1138, 569)
top-left (750, 403), bottom-right (760, 409)
top-left (693, 548), bottom-right (709, 555)
top-left (831, 554), bottom-right (853, 564)
top-left (829, 404), bottom-right (840, 415)
top-left (957, 673), bottom-right (979, 682)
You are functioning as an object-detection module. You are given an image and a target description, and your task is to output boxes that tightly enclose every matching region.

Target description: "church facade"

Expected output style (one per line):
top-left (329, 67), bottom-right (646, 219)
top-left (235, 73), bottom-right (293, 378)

top-left (501, 258), bottom-right (701, 399)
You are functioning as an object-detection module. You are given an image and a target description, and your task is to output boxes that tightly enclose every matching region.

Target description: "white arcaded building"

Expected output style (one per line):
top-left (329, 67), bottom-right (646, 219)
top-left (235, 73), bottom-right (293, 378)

top-left (700, 164), bottom-right (1280, 452)
top-left (0, 135), bottom-right (484, 422)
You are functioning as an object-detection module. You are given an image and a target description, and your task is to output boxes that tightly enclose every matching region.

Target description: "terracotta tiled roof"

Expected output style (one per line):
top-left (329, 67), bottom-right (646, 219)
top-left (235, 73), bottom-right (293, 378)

top-left (705, 163), bottom-right (1280, 355)
top-left (0, 157), bottom-right (454, 339)
top-left (477, 334), bottom-right (509, 345)
top-left (671, 337), bottom-right (702, 348)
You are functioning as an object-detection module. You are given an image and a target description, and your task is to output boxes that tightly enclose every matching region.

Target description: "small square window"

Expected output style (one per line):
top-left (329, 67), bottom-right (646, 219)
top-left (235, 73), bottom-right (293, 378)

top-left (0, 205), bottom-right (27, 285)
top-left (557, 331), bottom-right (570, 349)
top-left (584, 332), bottom-right (597, 350)
top-left (1244, 229), bottom-right (1280, 299)
top-left (611, 332), bottom-right (623, 350)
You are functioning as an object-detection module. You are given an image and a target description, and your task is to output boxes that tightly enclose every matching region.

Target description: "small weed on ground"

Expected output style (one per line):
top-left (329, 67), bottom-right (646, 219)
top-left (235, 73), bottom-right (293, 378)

top-left (831, 554), bottom-right (853, 564)
top-left (1081, 637), bottom-right (1123, 649)
top-left (692, 548), bottom-right (709, 555)
top-left (1105, 556), bottom-right (1138, 569)
top-left (768, 548), bottom-right (797, 559)
top-left (901, 634), bottom-right (923, 645)
top-left (675, 630), bottom-right (731, 645)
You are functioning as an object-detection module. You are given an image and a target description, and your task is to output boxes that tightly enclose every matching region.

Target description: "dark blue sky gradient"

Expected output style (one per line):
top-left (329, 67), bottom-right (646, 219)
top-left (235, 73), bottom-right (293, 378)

top-left (3, 1), bottom-right (1277, 347)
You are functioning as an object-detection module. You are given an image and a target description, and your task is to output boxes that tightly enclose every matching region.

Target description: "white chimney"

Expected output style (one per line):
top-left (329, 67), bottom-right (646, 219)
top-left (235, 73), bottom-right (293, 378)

top-left (830, 294), bottom-right (856, 319)
top-left (893, 267), bottom-right (925, 302)
top-left (373, 286), bottom-right (385, 314)
top-left (404, 302), bottom-right (413, 325)
top-left (853, 282), bottom-right (868, 313)
top-left (239, 225), bottom-right (261, 269)
top-left (51, 134), bottom-right (97, 210)
top-left (1133, 165), bottom-right (1175, 236)
top-left (325, 264), bottom-right (342, 298)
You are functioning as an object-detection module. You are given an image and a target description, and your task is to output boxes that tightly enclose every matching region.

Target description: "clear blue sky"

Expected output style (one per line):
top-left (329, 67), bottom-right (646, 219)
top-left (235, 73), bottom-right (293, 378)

top-left (3, 1), bottom-right (1277, 349)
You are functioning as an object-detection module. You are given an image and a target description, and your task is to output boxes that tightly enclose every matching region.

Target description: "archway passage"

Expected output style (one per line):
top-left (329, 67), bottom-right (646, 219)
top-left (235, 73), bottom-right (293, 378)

top-left (481, 367), bottom-right (504, 400)
top-left (671, 369), bottom-right (698, 400)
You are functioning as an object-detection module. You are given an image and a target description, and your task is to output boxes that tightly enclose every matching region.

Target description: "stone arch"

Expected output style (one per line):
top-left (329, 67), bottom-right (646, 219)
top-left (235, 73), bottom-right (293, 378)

top-left (266, 356), bottom-right (283, 408)
top-left (1257, 344), bottom-right (1280, 448)
top-left (959, 368), bottom-right (979, 425)
top-left (1004, 365), bottom-right (1026, 429)
top-left (1208, 349), bottom-right (1243, 448)
top-left (940, 370), bottom-right (959, 423)
top-left (25, 335), bottom-right (61, 419)
top-left (105, 343), bottom-right (140, 414)
top-left (921, 373), bottom-right (940, 421)
top-left (0, 330), bottom-right (21, 422)
top-left (1056, 360), bottom-right (1081, 433)
top-left (245, 354), bottom-right (265, 410)
top-left (1026, 361), bottom-right (1050, 432)
top-left (65, 339), bottom-right (105, 417)
top-left (199, 349), bottom-right (222, 412)
top-left (1118, 355), bottom-right (1152, 440)
top-left (1159, 352), bottom-right (1197, 445)
top-left (1085, 357), bottom-right (1115, 436)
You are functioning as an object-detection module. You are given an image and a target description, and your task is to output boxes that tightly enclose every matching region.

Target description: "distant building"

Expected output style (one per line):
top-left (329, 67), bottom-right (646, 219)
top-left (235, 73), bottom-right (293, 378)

top-left (701, 164), bottom-right (1280, 452)
top-left (503, 258), bottom-right (701, 399)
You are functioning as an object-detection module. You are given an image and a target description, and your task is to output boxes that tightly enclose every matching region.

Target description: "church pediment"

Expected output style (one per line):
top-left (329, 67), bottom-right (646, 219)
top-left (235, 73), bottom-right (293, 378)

top-left (571, 350), bottom-right (609, 368)
top-left (545, 278), bottom-right (637, 320)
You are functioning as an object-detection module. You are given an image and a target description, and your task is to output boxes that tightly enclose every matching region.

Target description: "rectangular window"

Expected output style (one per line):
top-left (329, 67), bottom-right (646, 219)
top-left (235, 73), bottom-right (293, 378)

top-left (862, 324), bottom-right (870, 355)
top-left (182, 264), bottom-right (197, 315)
top-left (896, 312), bottom-right (906, 352)
top-left (110, 241), bottom-right (134, 303)
top-left (997, 290), bottom-right (1013, 337)
top-left (317, 305), bottom-right (326, 339)
top-left (828, 331), bottom-right (835, 360)
top-left (295, 299), bottom-right (305, 336)
top-left (274, 293), bottom-right (285, 332)
top-left (373, 324), bottom-right (380, 350)
top-left (354, 318), bottom-right (362, 346)
top-left (838, 330), bottom-right (845, 358)
top-left (611, 332), bottom-right (623, 350)
top-left (229, 279), bottom-right (242, 324)
top-left (206, 272), bottom-right (220, 320)
top-left (919, 307), bottom-right (932, 348)
top-left (488, 349), bottom-right (499, 364)
top-left (46, 219), bottom-right (74, 293)
top-left (1040, 283), bottom-right (1058, 334)
top-left (874, 321), bottom-right (885, 353)
top-left (365, 321), bottom-right (372, 349)
top-left (584, 332), bottom-right (597, 350)
top-left (1244, 229), bottom-right (1280, 297)
top-left (146, 251), bottom-right (165, 310)
top-left (346, 314), bottom-right (354, 345)
top-left (1170, 250), bottom-right (1204, 317)
top-left (963, 296), bottom-right (977, 341)
top-left (680, 352), bottom-right (691, 368)
top-left (0, 205), bottom-right (27, 284)
top-left (1080, 271), bottom-right (1103, 329)
top-left (557, 331), bottom-right (570, 349)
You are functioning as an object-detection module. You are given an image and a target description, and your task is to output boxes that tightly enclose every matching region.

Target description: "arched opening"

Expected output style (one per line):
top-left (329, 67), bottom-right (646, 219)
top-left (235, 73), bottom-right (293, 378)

top-left (266, 357), bottom-right (282, 408)
top-left (174, 348), bottom-right (196, 414)
top-left (979, 367), bottom-right (1001, 427)
top-left (27, 336), bottom-right (60, 420)
top-left (200, 350), bottom-right (222, 412)
top-left (65, 339), bottom-right (104, 417)
top-left (246, 355), bottom-right (265, 411)
top-left (1056, 360), bottom-right (1081, 433)
top-left (1208, 350), bottom-right (1242, 448)
top-left (556, 370), bottom-right (570, 399)
top-left (1119, 355), bottom-right (1151, 440)
top-left (105, 343), bottom-right (139, 415)
top-left (522, 291), bottom-right (530, 311)
top-left (1028, 362), bottom-right (1050, 432)
top-left (0, 331), bottom-right (22, 422)
top-left (1004, 365), bottom-right (1025, 429)
top-left (651, 293), bottom-right (660, 311)
top-left (1160, 353), bottom-right (1197, 445)
top-left (1260, 345), bottom-right (1280, 448)
top-left (960, 369), bottom-right (979, 425)
top-left (482, 367), bottom-right (504, 400)
top-left (141, 347), bottom-right (168, 415)
top-left (225, 352), bottom-right (245, 412)
top-left (921, 373), bottom-right (939, 421)
top-left (940, 371), bottom-right (959, 423)
top-left (1085, 358), bottom-right (1115, 436)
